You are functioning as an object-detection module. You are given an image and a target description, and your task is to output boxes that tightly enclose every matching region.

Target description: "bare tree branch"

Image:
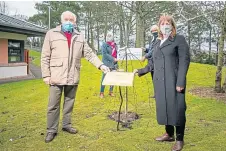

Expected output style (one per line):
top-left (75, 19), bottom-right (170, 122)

top-left (119, 1), bottom-right (136, 13)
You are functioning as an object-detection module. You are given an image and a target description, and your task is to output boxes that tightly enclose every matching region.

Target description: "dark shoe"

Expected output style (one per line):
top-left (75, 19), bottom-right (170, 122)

top-left (62, 127), bottom-right (78, 134)
top-left (45, 132), bottom-right (57, 143)
top-left (155, 133), bottom-right (175, 142)
top-left (172, 141), bottom-right (184, 151)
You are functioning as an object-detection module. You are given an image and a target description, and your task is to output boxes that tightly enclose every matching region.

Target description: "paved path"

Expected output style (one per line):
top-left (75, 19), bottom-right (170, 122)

top-left (0, 75), bottom-right (35, 84)
top-left (29, 63), bottom-right (42, 79)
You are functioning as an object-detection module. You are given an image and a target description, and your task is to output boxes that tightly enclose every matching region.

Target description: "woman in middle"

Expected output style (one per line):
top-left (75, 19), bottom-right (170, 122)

top-left (99, 32), bottom-right (118, 99)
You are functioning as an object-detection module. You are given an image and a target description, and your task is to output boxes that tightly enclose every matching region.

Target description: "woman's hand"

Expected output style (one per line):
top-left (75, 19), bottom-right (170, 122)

top-left (176, 86), bottom-right (184, 92)
top-left (133, 69), bottom-right (138, 75)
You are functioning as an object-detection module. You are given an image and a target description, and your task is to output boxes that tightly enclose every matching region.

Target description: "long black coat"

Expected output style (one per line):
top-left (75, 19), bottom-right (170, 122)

top-left (151, 35), bottom-right (190, 126)
top-left (137, 60), bottom-right (152, 77)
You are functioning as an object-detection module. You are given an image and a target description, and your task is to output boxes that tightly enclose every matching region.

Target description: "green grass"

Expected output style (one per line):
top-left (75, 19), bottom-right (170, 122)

top-left (29, 50), bottom-right (41, 67)
top-left (0, 53), bottom-right (226, 151)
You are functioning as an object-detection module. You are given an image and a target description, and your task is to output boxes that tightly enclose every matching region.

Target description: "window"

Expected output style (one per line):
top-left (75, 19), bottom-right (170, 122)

top-left (8, 40), bottom-right (24, 63)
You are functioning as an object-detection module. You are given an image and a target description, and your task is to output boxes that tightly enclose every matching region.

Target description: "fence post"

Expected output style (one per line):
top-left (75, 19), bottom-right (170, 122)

top-left (24, 49), bottom-right (29, 75)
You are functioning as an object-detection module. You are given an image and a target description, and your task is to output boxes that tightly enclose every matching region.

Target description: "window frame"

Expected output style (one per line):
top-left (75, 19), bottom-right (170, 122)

top-left (8, 39), bottom-right (24, 63)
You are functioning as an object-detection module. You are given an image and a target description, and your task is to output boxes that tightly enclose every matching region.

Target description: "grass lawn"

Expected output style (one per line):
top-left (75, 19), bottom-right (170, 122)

top-left (29, 50), bottom-right (41, 67)
top-left (0, 51), bottom-right (226, 151)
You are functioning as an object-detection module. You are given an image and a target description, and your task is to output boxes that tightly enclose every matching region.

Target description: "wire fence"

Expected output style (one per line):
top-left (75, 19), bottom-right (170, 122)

top-left (25, 45), bottom-right (42, 52)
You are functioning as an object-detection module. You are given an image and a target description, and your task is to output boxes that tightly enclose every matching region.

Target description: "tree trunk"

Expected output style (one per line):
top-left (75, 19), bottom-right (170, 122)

top-left (87, 21), bottom-right (90, 44)
top-left (135, 1), bottom-right (145, 48)
top-left (119, 21), bottom-right (124, 47)
top-left (119, 3), bottom-right (126, 47)
top-left (144, 27), bottom-right (146, 47)
top-left (215, 4), bottom-right (226, 93)
top-left (187, 21), bottom-right (192, 54)
top-left (125, 11), bottom-right (133, 47)
top-left (198, 34), bottom-right (201, 52)
top-left (222, 75), bottom-right (226, 92)
top-left (96, 21), bottom-right (100, 53)
top-left (89, 12), bottom-right (95, 53)
top-left (125, 22), bottom-right (129, 47)
top-left (208, 27), bottom-right (212, 63)
top-left (90, 24), bottom-right (95, 51)
top-left (104, 15), bottom-right (108, 41)
top-left (85, 20), bottom-right (87, 40)
top-left (215, 25), bottom-right (225, 93)
top-left (122, 20), bottom-right (126, 45)
top-left (112, 23), bottom-right (115, 38)
top-left (216, 41), bottom-right (219, 66)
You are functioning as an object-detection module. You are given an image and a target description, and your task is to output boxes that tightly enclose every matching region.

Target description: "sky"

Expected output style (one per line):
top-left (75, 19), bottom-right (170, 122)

top-left (5, 1), bottom-right (40, 17)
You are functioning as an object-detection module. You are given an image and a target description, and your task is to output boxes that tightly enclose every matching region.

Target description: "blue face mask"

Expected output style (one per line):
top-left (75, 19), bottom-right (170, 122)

top-left (152, 32), bottom-right (158, 38)
top-left (62, 21), bottom-right (74, 33)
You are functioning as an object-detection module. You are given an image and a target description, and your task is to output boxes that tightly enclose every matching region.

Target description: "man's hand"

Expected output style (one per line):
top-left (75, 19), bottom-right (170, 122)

top-left (176, 86), bottom-right (184, 92)
top-left (100, 65), bottom-right (110, 74)
top-left (114, 58), bottom-right (118, 62)
top-left (43, 77), bottom-right (50, 85)
top-left (141, 47), bottom-right (146, 52)
top-left (141, 56), bottom-right (146, 62)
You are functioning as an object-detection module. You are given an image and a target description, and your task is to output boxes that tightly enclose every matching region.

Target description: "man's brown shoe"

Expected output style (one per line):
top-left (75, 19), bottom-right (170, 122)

top-left (155, 133), bottom-right (175, 142)
top-left (62, 127), bottom-right (78, 134)
top-left (45, 132), bottom-right (57, 143)
top-left (172, 141), bottom-right (184, 151)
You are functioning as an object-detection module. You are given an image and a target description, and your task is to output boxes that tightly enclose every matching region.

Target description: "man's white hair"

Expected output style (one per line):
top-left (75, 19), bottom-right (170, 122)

top-left (61, 11), bottom-right (76, 23)
top-left (151, 25), bottom-right (159, 31)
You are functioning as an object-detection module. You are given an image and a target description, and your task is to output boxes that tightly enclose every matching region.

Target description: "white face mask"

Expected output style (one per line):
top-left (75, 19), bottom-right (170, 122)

top-left (160, 24), bottom-right (172, 35)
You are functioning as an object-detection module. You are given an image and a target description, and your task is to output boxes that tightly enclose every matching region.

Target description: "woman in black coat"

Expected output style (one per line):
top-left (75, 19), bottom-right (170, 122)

top-left (135, 14), bottom-right (190, 151)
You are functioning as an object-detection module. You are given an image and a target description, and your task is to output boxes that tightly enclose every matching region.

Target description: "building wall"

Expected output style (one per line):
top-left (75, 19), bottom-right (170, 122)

top-left (0, 39), bottom-right (8, 64)
top-left (0, 32), bottom-right (27, 40)
top-left (0, 64), bottom-right (27, 79)
top-left (0, 32), bottom-right (28, 79)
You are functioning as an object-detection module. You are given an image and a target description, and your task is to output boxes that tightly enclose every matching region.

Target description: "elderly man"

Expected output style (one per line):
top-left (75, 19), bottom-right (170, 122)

top-left (41, 11), bottom-right (110, 143)
top-left (141, 25), bottom-right (159, 62)
top-left (135, 25), bottom-right (159, 98)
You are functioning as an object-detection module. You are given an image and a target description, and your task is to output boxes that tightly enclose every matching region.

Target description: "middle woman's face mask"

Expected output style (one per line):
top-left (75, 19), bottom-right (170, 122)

top-left (62, 21), bottom-right (74, 33)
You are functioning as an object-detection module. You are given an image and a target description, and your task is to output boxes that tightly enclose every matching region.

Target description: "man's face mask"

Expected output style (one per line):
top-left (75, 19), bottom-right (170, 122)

top-left (62, 21), bottom-right (74, 33)
top-left (160, 24), bottom-right (172, 35)
top-left (152, 32), bottom-right (158, 38)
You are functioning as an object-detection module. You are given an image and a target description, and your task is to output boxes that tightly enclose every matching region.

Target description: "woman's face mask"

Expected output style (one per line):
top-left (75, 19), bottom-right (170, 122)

top-left (160, 24), bottom-right (172, 35)
top-left (62, 21), bottom-right (74, 33)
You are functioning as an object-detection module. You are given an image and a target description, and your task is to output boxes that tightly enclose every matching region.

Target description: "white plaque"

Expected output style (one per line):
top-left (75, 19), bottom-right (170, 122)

top-left (102, 71), bottom-right (135, 86)
top-left (117, 48), bottom-right (142, 60)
